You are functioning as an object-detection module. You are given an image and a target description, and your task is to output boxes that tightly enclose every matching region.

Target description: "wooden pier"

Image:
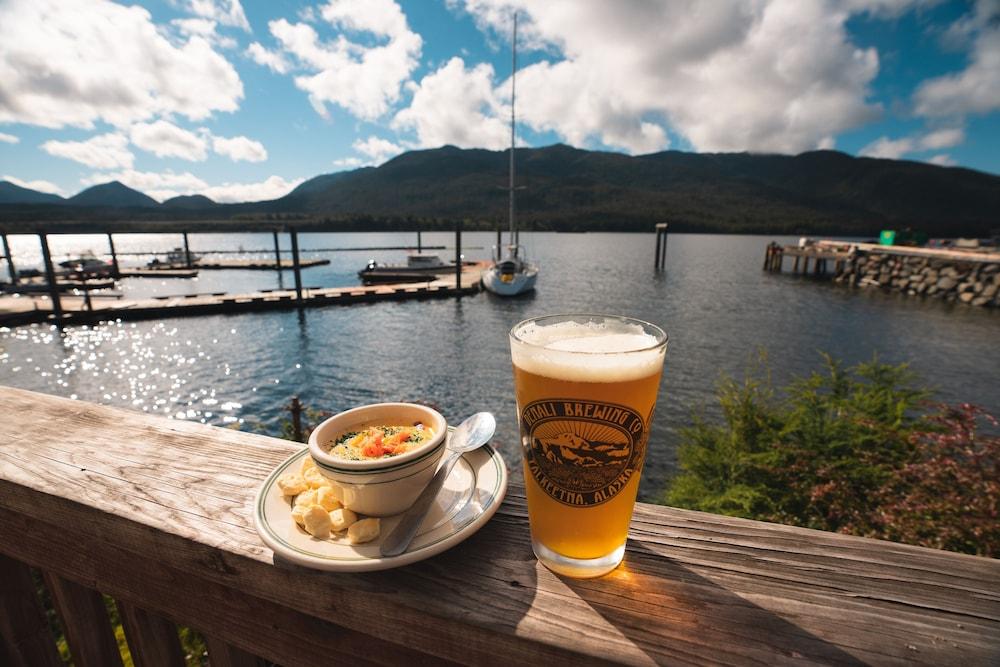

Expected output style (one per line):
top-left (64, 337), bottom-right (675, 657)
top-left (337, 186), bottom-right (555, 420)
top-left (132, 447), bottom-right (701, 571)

top-left (763, 239), bottom-right (1000, 307)
top-left (764, 242), bottom-right (850, 276)
top-left (765, 240), bottom-right (1000, 277)
top-left (1, 386), bottom-right (997, 666)
top-left (0, 262), bottom-right (488, 326)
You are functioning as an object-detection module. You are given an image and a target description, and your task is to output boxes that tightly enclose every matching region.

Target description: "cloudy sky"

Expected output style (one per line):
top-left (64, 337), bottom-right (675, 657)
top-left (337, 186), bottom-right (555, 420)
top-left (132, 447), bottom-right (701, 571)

top-left (0, 0), bottom-right (998, 202)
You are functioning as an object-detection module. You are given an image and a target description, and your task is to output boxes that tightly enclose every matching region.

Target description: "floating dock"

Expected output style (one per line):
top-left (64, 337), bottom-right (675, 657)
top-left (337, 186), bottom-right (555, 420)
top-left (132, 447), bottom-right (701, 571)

top-left (118, 268), bottom-right (199, 278)
top-left (0, 262), bottom-right (488, 326)
top-left (146, 258), bottom-right (329, 271)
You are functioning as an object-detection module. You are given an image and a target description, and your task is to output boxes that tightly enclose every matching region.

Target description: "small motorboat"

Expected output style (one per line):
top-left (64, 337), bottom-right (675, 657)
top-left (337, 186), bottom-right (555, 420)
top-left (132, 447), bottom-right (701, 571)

top-left (58, 251), bottom-right (113, 277)
top-left (148, 247), bottom-right (199, 267)
top-left (358, 253), bottom-right (456, 284)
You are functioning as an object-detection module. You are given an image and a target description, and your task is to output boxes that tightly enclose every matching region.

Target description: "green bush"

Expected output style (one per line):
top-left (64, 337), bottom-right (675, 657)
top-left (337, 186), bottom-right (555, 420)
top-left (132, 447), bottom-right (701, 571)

top-left (663, 354), bottom-right (999, 557)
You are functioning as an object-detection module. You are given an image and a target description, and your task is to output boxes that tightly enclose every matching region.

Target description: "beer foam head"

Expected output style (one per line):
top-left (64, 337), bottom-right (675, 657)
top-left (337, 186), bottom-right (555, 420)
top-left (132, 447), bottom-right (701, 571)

top-left (510, 317), bottom-right (666, 383)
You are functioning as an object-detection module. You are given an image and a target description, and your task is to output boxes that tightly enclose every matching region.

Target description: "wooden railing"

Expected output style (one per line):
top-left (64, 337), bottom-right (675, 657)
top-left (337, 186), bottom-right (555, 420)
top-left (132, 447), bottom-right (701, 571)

top-left (0, 386), bottom-right (997, 666)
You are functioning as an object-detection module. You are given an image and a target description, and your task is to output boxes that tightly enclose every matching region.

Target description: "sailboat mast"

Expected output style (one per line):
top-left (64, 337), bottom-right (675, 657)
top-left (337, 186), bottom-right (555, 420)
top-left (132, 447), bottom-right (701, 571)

top-left (508, 12), bottom-right (517, 247)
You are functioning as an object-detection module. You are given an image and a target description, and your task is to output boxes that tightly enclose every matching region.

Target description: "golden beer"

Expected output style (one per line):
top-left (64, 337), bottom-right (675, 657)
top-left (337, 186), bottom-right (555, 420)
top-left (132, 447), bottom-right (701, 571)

top-left (510, 315), bottom-right (667, 578)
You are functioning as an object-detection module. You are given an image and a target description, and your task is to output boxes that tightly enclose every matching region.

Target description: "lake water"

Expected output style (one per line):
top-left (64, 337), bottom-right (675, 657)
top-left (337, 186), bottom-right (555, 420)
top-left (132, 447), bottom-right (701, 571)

top-left (1, 231), bottom-right (997, 500)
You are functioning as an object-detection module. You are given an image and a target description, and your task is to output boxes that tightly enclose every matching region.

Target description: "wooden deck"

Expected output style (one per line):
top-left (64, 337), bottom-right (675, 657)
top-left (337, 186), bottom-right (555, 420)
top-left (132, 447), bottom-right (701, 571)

top-left (0, 386), bottom-right (997, 666)
top-left (0, 262), bottom-right (488, 326)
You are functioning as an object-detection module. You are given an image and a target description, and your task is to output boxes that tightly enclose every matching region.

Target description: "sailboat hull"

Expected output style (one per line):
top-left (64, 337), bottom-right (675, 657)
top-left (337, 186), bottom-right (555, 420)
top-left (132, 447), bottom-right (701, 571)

top-left (482, 265), bottom-right (538, 296)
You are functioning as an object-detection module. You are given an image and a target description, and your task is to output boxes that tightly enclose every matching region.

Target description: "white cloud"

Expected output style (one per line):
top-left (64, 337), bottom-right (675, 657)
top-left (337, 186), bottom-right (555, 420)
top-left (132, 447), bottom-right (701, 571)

top-left (182, 0), bottom-right (250, 32)
top-left (41, 133), bottom-right (134, 169)
top-left (0, 132), bottom-right (19, 144)
top-left (842, 0), bottom-right (944, 18)
top-left (203, 175), bottom-right (304, 202)
top-left (2, 174), bottom-right (64, 195)
top-left (919, 127), bottom-right (965, 150)
top-left (452, 0), bottom-right (883, 154)
top-left (860, 126), bottom-right (965, 159)
top-left (393, 57), bottom-right (509, 149)
top-left (246, 42), bottom-right (290, 74)
top-left (0, 0), bottom-right (243, 129)
top-left (81, 170), bottom-right (302, 203)
top-left (927, 154), bottom-right (957, 166)
top-left (352, 135), bottom-right (403, 163)
top-left (859, 135), bottom-right (915, 159)
top-left (333, 156), bottom-right (365, 168)
top-left (171, 18), bottom-right (238, 49)
top-left (130, 120), bottom-right (209, 161)
top-left (914, 1), bottom-right (1000, 118)
top-left (262, 0), bottom-right (422, 120)
top-left (212, 135), bottom-right (268, 162)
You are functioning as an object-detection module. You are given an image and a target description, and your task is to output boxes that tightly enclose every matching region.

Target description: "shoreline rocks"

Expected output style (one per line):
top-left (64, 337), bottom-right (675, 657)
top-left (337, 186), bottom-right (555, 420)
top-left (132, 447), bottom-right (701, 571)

top-left (833, 251), bottom-right (1000, 307)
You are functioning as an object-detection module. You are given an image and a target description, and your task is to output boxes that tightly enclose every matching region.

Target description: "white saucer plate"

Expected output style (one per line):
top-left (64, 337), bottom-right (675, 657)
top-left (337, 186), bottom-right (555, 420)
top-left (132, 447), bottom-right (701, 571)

top-left (253, 437), bottom-right (508, 572)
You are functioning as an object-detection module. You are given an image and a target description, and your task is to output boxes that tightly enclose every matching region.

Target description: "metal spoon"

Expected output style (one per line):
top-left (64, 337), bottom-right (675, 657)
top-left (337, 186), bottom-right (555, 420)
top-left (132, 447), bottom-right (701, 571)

top-left (380, 412), bottom-right (496, 557)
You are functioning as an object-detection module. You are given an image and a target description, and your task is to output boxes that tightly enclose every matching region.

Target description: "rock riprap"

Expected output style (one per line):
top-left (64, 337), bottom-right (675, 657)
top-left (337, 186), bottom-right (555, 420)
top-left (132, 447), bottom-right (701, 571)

top-left (834, 251), bottom-right (1000, 307)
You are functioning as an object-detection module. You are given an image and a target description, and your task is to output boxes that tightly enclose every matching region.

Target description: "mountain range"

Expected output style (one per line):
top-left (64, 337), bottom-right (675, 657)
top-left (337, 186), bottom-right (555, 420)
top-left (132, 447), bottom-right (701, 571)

top-left (2, 145), bottom-right (998, 236)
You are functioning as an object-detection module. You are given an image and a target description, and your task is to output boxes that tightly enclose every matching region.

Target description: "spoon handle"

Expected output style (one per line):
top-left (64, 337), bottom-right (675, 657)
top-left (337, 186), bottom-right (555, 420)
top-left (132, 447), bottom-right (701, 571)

top-left (380, 450), bottom-right (462, 557)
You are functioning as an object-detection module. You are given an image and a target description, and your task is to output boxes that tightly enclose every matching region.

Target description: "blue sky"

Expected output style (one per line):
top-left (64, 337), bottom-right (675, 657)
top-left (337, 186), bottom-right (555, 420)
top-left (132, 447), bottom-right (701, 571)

top-left (0, 0), bottom-right (997, 202)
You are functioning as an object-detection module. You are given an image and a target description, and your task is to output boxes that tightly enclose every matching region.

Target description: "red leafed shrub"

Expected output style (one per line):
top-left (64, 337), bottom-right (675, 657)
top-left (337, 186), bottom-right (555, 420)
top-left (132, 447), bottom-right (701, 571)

top-left (859, 404), bottom-right (1000, 557)
top-left (665, 355), bottom-right (1000, 558)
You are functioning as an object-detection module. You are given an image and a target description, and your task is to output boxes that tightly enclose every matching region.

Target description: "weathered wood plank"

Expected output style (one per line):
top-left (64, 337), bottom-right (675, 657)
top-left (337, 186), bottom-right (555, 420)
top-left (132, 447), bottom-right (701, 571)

top-left (0, 506), bottom-right (458, 667)
top-left (117, 599), bottom-right (185, 667)
top-left (204, 635), bottom-right (267, 667)
top-left (43, 572), bottom-right (123, 667)
top-left (0, 554), bottom-right (62, 667)
top-left (0, 387), bottom-right (998, 666)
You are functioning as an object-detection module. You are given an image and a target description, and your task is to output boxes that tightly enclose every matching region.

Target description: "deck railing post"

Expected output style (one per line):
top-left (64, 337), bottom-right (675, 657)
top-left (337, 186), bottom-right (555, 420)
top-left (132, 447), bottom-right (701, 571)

top-left (272, 231), bottom-right (281, 270)
top-left (455, 221), bottom-right (462, 291)
top-left (39, 233), bottom-right (63, 321)
top-left (107, 233), bottom-right (120, 279)
top-left (182, 233), bottom-right (192, 268)
top-left (2, 233), bottom-right (17, 284)
top-left (0, 554), bottom-right (63, 667)
top-left (290, 230), bottom-right (303, 304)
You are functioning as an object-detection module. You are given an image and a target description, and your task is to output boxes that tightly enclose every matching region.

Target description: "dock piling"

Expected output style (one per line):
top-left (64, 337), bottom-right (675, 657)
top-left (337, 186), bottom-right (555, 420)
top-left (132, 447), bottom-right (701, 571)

top-left (417, 230), bottom-right (422, 253)
top-left (272, 231), bottom-right (281, 269)
top-left (455, 222), bottom-right (462, 291)
top-left (496, 228), bottom-right (502, 260)
top-left (288, 396), bottom-right (303, 443)
top-left (290, 230), bottom-right (303, 303)
top-left (107, 234), bottom-right (120, 279)
top-left (2, 233), bottom-right (16, 284)
top-left (78, 272), bottom-right (93, 312)
top-left (38, 233), bottom-right (63, 321)
top-left (182, 233), bottom-right (193, 268)
top-left (654, 223), bottom-right (668, 269)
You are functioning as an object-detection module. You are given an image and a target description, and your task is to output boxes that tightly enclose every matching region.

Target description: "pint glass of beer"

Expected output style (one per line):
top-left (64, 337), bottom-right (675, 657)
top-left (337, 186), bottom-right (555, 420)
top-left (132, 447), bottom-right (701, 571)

top-left (509, 314), bottom-right (667, 578)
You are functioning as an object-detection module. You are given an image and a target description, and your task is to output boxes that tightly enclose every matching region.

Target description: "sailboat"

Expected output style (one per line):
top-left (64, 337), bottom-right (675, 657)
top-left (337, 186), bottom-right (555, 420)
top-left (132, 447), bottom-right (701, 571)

top-left (482, 12), bottom-right (538, 296)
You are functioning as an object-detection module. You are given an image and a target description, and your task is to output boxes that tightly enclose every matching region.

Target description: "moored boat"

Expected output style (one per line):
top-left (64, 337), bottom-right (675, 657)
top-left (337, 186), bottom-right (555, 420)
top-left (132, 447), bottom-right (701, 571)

top-left (358, 253), bottom-right (456, 284)
top-left (483, 12), bottom-right (538, 297)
